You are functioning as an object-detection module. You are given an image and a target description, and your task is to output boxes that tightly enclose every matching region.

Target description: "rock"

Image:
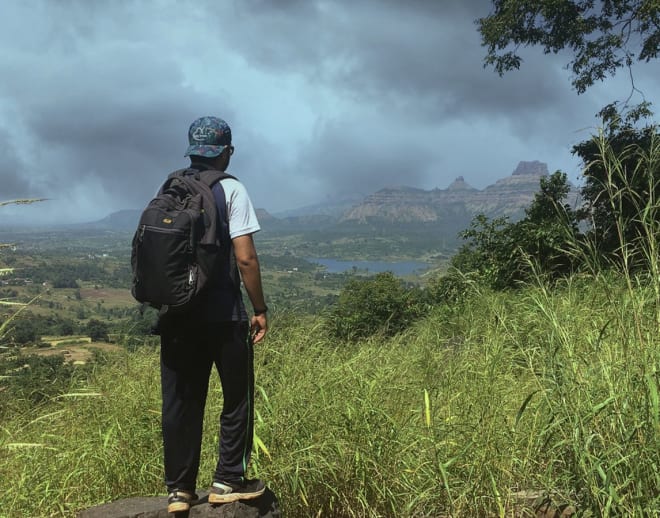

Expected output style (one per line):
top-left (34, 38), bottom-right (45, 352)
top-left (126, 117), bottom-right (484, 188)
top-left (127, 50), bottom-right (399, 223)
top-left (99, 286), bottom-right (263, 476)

top-left (447, 176), bottom-right (477, 191)
top-left (510, 490), bottom-right (576, 517)
top-left (77, 489), bottom-right (280, 518)
top-left (512, 160), bottom-right (549, 176)
top-left (340, 160), bottom-right (576, 224)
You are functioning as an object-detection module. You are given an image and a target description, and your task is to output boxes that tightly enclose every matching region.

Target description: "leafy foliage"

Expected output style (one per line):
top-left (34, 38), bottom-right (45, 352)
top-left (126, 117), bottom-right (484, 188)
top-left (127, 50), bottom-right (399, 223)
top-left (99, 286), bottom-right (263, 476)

top-left (425, 268), bottom-right (475, 306)
top-left (451, 215), bottom-right (515, 289)
top-left (574, 122), bottom-right (660, 268)
top-left (0, 355), bottom-right (75, 411)
top-left (328, 272), bottom-right (424, 340)
top-left (479, 0), bottom-right (660, 94)
top-left (476, 1), bottom-right (660, 285)
top-left (2, 312), bottom-right (80, 346)
top-left (452, 171), bottom-right (579, 288)
top-left (86, 319), bottom-right (109, 342)
top-left (5, 318), bottom-right (37, 345)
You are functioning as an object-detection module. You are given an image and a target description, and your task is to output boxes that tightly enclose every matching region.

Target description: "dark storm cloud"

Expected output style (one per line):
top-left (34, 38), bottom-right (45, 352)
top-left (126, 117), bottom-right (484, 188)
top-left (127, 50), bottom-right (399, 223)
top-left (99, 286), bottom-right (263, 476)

top-left (25, 82), bottom-right (222, 205)
top-left (1, 0), bottom-right (654, 223)
top-left (219, 0), bottom-right (573, 118)
top-left (0, 9), bottom-right (231, 211)
top-left (0, 129), bottom-right (33, 199)
top-left (209, 0), bottom-right (596, 193)
top-left (296, 117), bottom-right (435, 196)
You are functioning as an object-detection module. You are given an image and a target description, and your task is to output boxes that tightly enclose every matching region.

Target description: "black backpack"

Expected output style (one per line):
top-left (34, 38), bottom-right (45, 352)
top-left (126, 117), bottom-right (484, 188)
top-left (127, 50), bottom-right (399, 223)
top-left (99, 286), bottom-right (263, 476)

top-left (131, 167), bottom-right (234, 314)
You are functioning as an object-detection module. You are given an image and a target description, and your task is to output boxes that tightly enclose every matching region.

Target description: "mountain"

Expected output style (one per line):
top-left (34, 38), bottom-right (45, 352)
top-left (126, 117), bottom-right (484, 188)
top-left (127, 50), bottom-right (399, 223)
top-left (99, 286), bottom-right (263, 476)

top-left (91, 209), bottom-right (141, 230)
top-left (341, 161), bottom-right (579, 224)
top-left (85, 161), bottom-right (578, 234)
top-left (85, 208), bottom-right (278, 232)
top-left (273, 192), bottom-right (366, 219)
top-left (255, 208), bottom-right (276, 222)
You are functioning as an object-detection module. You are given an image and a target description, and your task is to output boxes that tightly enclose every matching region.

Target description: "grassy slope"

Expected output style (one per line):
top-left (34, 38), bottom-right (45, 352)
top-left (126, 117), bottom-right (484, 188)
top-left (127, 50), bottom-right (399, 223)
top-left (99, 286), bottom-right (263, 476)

top-left (1, 277), bottom-right (658, 517)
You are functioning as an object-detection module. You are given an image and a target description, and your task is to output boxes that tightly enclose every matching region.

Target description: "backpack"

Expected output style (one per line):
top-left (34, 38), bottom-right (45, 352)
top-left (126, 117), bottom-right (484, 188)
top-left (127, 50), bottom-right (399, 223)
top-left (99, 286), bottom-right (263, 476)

top-left (131, 167), bottom-right (235, 314)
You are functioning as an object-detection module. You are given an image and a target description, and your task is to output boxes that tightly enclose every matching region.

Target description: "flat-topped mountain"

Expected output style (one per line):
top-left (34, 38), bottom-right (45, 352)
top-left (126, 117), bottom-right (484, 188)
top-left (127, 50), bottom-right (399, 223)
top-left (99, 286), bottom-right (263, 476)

top-left (85, 161), bottom-right (577, 237)
top-left (341, 161), bottom-right (577, 224)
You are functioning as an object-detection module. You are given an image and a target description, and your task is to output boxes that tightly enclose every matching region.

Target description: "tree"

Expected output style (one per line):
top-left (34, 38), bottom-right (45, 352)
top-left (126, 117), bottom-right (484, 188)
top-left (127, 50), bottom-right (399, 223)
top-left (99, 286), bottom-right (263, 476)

top-left (328, 272), bottom-right (423, 340)
top-left (7, 318), bottom-right (38, 345)
top-left (86, 319), bottom-right (109, 342)
top-left (452, 172), bottom-right (580, 288)
top-left (57, 318), bottom-right (77, 336)
top-left (516, 171), bottom-right (580, 277)
top-left (573, 122), bottom-right (660, 267)
top-left (452, 214), bottom-right (517, 289)
top-left (478, 1), bottom-right (660, 274)
top-left (52, 276), bottom-right (80, 289)
top-left (478, 0), bottom-right (660, 94)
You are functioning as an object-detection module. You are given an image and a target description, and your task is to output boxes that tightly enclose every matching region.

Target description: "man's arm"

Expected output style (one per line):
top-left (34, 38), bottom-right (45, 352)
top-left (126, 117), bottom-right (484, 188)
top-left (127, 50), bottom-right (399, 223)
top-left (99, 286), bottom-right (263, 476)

top-left (232, 233), bottom-right (267, 342)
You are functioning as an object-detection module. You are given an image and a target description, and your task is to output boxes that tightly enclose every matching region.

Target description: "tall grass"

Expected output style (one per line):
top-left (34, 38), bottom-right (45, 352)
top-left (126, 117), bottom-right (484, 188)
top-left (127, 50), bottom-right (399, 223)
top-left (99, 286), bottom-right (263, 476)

top-left (1, 198), bottom-right (47, 343)
top-left (2, 276), bottom-right (657, 517)
top-left (1, 143), bottom-right (659, 516)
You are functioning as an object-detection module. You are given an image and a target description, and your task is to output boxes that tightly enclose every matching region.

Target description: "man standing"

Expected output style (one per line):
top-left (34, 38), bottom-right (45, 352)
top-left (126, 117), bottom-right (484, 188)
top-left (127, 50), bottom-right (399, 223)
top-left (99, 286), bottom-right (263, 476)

top-left (159, 116), bottom-right (268, 513)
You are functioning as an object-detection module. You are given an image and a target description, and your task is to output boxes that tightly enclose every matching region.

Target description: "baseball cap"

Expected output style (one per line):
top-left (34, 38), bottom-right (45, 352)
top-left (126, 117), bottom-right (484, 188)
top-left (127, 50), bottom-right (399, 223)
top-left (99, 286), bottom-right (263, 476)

top-left (184, 116), bottom-right (232, 158)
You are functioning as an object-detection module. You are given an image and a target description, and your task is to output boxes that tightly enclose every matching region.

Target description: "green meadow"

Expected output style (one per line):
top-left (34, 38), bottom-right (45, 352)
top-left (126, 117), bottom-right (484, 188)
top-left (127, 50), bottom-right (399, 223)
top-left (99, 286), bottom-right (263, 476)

top-left (1, 273), bottom-right (658, 516)
top-left (2, 138), bottom-right (660, 516)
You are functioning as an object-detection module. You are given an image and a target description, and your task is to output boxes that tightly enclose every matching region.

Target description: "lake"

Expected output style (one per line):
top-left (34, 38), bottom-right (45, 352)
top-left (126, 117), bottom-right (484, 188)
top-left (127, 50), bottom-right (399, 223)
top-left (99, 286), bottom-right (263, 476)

top-left (308, 258), bottom-right (429, 276)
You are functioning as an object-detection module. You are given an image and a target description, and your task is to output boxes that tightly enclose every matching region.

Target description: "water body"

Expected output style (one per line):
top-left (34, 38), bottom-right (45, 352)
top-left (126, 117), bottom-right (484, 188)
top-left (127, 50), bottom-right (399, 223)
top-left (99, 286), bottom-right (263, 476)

top-left (309, 258), bottom-right (429, 276)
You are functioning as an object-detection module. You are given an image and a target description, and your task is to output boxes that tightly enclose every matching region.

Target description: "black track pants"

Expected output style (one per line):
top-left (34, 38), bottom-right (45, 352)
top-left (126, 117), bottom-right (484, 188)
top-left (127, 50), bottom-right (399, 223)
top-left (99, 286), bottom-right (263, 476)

top-left (159, 320), bottom-right (254, 492)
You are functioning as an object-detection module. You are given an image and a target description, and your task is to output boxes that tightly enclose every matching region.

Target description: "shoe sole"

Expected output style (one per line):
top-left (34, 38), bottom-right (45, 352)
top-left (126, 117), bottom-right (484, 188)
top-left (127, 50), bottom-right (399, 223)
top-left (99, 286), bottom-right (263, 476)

top-left (167, 502), bottom-right (191, 513)
top-left (208, 487), bottom-right (265, 504)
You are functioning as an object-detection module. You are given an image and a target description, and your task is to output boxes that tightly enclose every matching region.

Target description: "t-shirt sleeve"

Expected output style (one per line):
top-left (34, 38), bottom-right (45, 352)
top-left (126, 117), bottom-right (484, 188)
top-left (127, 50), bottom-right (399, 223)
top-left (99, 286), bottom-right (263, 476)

top-left (221, 178), bottom-right (261, 239)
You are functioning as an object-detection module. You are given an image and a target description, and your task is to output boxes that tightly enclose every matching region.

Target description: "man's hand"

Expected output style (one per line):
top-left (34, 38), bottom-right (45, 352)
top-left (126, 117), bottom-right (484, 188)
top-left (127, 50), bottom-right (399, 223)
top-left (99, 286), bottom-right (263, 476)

top-left (251, 313), bottom-right (268, 343)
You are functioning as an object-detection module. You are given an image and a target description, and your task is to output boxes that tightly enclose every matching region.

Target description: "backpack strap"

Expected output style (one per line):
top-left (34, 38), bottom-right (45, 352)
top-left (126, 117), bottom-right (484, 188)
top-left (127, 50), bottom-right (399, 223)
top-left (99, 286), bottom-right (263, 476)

top-left (193, 164), bottom-right (242, 294)
top-left (163, 166), bottom-right (234, 247)
top-left (211, 181), bottom-right (241, 293)
top-left (211, 181), bottom-right (230, 243)
top-left (186, 163), bottom-right (237, 246)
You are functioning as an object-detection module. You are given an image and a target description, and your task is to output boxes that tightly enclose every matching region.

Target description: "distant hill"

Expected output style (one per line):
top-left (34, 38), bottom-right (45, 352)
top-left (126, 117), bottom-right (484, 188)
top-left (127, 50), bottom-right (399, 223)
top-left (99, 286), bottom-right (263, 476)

top-left (342, 161), bottom-right (579, 224)
top-left (88, 161), bottom-right (579, 237)
top-left (90, 209), bottom-right (141, 230)
top-left (87, 208), bottom-right (278, 232)
top-left (273, 192), bottom-right (366, 219)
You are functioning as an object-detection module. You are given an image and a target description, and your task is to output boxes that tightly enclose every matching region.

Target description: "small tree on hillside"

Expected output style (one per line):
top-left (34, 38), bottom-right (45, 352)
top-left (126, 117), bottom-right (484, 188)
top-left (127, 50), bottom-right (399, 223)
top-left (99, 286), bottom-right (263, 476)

top-left (573, 122), bottom-right (660, 269)
top-left (86, 319), bottom-right (109, 342)
top-left (0, 199), bottom-right (47, 347)
top-left (328, 272), bottom-right (422, 340)
top-left (452, 171), bottom-right (579, 288)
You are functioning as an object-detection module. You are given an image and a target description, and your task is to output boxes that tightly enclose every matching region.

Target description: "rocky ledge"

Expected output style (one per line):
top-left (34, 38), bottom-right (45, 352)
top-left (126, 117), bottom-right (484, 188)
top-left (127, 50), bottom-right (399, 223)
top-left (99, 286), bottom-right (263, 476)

top-left (77, 489), bottom-right (280, 518)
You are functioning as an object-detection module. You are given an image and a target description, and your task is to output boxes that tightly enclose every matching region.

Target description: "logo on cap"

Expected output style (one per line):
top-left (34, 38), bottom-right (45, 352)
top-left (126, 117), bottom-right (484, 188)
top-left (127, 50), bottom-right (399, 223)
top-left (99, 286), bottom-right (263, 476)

top-left (191, 126), bottom-right (216, 143)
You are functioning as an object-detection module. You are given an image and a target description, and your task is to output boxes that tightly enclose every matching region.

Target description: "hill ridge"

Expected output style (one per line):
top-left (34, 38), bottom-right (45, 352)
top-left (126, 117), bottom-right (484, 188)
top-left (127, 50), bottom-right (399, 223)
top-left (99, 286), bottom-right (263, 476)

top-left (341, 160), bottom-right (578, 223)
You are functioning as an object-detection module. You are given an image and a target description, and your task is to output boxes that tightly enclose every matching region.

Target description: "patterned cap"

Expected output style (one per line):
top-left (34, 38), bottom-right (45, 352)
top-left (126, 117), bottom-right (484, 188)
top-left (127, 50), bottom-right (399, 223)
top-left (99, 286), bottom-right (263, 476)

top-left (184, 116), bottom-right (232, 158)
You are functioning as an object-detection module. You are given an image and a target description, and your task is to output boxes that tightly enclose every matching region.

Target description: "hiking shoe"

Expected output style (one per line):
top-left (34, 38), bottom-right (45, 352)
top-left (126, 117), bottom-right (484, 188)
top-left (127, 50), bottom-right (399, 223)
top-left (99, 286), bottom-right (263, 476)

top-left (167, 490), bottom-right (197, 513)
top-left (208, 478), bottom-right (266, 504)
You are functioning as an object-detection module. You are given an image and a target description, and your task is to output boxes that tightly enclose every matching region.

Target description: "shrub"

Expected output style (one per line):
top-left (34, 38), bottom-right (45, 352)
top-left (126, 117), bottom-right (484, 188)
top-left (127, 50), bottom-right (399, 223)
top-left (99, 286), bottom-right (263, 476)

top-left (327, 272), bottom-right (423, 340)
top-left (575, 125), bottom-right (660, 272)
top-left (86, 319), bottom-right (109, 342)
top-left (5, 318), bottom-right (38, 345)
top-left (452, 171), bottom-right (579, 289)
top-left (0, 354), bottom-right (75, 411)
top-left (425, 268), bottom-right (474, 306)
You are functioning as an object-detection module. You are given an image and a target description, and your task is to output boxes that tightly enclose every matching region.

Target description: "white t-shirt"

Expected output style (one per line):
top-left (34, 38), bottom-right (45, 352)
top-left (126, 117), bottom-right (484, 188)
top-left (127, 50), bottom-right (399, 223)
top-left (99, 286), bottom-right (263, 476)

top-left (220, 177), bottom-right (261, 239)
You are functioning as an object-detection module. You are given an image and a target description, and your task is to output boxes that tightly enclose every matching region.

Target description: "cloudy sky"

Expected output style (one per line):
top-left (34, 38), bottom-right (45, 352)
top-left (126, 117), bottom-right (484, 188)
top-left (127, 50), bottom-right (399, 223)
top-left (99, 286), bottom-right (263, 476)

top-left (1, 0), bottom-right (658, 224)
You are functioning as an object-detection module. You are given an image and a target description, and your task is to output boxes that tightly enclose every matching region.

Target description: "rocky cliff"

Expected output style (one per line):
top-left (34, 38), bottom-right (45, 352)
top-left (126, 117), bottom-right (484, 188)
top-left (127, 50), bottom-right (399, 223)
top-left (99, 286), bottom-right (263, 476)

top-left (341, 161), bottom-right (577, 224)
